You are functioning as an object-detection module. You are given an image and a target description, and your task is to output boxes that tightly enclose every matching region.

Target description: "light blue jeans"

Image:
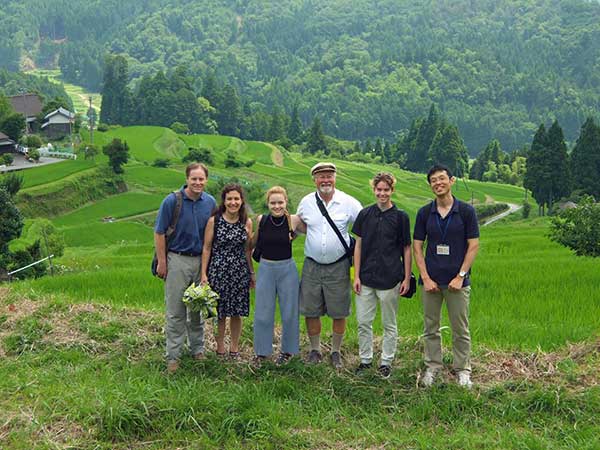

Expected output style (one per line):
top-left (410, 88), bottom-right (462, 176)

top-left (253, 258), bottom-right (300, 356)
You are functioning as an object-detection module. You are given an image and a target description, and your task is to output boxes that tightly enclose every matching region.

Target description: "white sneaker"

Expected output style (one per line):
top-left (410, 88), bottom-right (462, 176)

top-left (420, 369), bottom-right (437, 387)
top-left (457, 371), bottom-right (473, 389)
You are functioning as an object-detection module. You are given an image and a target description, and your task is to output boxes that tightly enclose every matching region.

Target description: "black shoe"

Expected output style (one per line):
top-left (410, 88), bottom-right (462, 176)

top-left (354, 362), bottom-right (372, 374)
top-left (275, 352), bottom-right (292, 365)
top-left (378, 365), bottom-right (392, 379)
top-left (307, 350), bottom-right (322, 364)
top-left (330, 351), bottom-right (343, 370)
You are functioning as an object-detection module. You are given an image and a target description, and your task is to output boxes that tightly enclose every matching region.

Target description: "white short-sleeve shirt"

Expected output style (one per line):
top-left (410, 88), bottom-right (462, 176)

top-left (297, 189), bottom-right (362, 264)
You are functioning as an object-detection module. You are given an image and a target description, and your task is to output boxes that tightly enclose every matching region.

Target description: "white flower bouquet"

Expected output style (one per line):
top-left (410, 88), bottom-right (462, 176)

top-left (182, 282), bottom-right (219, 319)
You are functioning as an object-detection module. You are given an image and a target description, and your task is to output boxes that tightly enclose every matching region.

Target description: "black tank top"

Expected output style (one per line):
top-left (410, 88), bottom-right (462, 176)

top-left (260, 214), bottom-right (292, 260)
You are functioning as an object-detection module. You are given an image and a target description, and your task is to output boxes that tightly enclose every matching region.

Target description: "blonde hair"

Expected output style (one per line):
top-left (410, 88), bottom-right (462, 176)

top-left (265, 186), bottom-right (288, 202)
top-left (265, 186), bottom-right (295, 239)
top-left (370, 172), bottom-right (396, 190)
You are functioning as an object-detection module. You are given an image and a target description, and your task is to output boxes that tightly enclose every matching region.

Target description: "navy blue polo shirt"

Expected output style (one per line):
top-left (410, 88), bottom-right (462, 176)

top-left (154, 186), bottom-right (216, 254)
top-left (413, 197), bottom-right (479, 288)
top-left (352, 204), bottom-right (411, 290)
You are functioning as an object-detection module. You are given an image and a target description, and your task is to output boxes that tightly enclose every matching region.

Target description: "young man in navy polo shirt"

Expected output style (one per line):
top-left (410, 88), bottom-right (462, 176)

top-left (154, 163), bottom-right (216, 373)
top-left (413, 164), bottom-right (480, 388)
top-left (352, 172), bottom-right (412, 378)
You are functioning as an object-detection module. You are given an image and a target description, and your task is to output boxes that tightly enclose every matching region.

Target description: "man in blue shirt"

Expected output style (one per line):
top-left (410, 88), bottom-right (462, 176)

top-left (413, 164), bottom-right (480, 388)
top-left (154, 163), bottom-right (216, 373)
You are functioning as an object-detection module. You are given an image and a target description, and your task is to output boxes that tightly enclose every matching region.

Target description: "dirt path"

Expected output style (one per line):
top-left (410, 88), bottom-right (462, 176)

top-left (265, 143), bottom-right (284, 167)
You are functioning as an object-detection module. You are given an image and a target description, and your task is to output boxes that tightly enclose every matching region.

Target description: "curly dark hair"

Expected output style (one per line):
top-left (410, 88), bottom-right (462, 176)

top-left (214, 183), bottom-right (248, 224)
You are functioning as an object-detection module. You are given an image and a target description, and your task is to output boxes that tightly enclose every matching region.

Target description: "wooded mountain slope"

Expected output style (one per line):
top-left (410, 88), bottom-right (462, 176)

top-left (2, 0), bottom-right (600, 152)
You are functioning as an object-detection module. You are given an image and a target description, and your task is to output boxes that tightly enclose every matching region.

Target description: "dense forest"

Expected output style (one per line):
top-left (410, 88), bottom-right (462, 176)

top-left (1, 0), bottom-right (600, 153)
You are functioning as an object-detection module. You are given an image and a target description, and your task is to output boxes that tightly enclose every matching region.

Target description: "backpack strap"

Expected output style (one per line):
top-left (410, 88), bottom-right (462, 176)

top-left (423, 199), bottom-right (468, 239)
top-left (165, 190), bottom-right (183, 242)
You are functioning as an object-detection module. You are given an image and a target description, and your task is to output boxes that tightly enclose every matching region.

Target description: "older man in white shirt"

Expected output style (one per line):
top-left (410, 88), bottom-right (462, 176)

top-left (297, 162), bottom-right (362, 369)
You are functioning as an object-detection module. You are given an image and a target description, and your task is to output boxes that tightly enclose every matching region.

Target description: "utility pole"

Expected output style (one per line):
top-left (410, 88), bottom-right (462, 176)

top-left (88, 96), bottom-right (94, 145)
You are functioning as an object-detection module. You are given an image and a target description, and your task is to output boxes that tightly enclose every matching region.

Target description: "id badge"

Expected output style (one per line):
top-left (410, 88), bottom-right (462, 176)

top-left (436, 244), bottom-right (450, 255)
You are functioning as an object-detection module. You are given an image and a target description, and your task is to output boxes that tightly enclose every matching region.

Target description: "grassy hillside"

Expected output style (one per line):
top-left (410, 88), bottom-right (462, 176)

top-left (2, 125), bottom-right (599, 448)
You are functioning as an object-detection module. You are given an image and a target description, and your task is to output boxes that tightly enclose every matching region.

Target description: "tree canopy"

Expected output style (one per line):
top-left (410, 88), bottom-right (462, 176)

top-left (2, 0), bottom-right (600, 153)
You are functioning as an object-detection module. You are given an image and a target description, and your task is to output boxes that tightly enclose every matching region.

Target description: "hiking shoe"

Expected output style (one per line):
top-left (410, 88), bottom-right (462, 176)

top-left (252, 355), bottom-right (267, 367)
top-left (420, 369), bottom-right (437, 387)
top-left (167, 360), bottom-right (179, 374)
top-left (457, 371), bottom-right (473, 389)
top-left (330, 351), bottom-right (343, 370)
top-left (275, 352), bottom-right (292, 366)
top-left (307, 350), bottom-right (322, 364)
top-left (354, 362), bottom-right (372, 374)
top-left (378, 365), bottom-right (392, 379)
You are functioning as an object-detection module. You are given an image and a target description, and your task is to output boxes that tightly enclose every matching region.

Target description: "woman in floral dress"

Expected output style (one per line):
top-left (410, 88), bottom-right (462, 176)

top-left (201, 183), bottom-right (254, 357)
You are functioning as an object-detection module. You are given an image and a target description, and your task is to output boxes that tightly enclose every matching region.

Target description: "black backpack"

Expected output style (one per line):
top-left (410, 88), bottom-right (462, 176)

top-left (151, 190), bottom-right (183, 277)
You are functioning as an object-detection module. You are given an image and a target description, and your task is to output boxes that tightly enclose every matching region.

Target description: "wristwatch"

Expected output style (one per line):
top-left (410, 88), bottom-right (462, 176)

top-left (458, 270), bottom-right (467, 278)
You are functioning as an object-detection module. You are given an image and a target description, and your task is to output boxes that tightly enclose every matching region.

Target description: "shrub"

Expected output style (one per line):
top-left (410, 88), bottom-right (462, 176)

top-left (153, 158), bottom-right (171, 168)
top-left (0, 172), bottom-right (23, 196)
top-left (170, 122), bottom-right (190, 134)
top-left (25, 135), bottom-right (43, 149)
top-left (522, 201), bottom-right (531, 219)
top-left (182, 147), bottom-right (214, 165)
top-left (549, 195), bottom-right (600, 257)
top-left (2, 153), bottom-right (14, 166)
top-left (97, 123), bottom-right (109, 132)
top-left (224, 151), bottom-right (242, 168)
top-left (474, 203), bottom-right (509, 222)
top-left (28, 148), bottom-right (41, 162)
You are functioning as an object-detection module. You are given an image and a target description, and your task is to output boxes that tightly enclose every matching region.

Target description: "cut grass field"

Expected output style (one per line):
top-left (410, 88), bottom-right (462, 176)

top-left (3, 125), bottom-right (599, 448)
top-left (0, 291), bottom-right (599, 449)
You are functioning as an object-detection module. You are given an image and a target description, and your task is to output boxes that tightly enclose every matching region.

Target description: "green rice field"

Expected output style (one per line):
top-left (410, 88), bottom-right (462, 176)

top-left (3, 125), bottom-right (599, 449)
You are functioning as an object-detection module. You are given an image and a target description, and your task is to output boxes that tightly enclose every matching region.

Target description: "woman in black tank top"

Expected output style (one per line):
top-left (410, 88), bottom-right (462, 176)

top-left (251, 186), bottom-right (305, 364)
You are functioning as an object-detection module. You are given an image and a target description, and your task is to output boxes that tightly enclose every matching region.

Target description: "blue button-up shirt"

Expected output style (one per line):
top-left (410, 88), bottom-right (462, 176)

top-left (154, 186), bottom-right (216, 254)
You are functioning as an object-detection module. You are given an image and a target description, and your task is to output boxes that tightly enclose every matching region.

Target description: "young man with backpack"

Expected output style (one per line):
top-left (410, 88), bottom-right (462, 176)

top-left (352, 172), bottom-right (412, 378)
top-left (154, 163), bottom-right (216, 373)
top-left (413, 164), bottom-right (480, 388)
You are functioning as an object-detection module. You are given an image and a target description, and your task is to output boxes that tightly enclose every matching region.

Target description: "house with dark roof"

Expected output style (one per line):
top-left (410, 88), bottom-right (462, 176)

top-left (0, 131), bottom-right (16, 154)
top-left (8, 93), bottom-right (43, 133)
top-left (41, 107), bottom-right (75, 139)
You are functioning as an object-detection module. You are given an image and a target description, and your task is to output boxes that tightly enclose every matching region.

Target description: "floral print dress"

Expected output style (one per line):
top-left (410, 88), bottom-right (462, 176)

top-left (208, 215), bottom-right (251, 318)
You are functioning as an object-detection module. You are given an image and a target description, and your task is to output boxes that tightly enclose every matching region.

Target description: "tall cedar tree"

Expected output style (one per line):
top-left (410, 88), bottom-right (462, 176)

top-left (470, 139), bottom-right (503, 180)
top-left (306, 117), bottom-right (327, 154)
top-left (395, 118), bottom-right (421, 163)
top-left (288, 104), bottom-right (304, 144)
top-left (571, 117), bottom-right (600, 198)
top-left (100, 55), bottom-right (132, 125)
top-left (524, 124), bottom-right (549, 214)
top-left (407, 104), bottom-right (441, 172)
top-left (268, 106), bottom-right (286, 142)
top-left (428, 124), bottom-right (469, 177)
top-left (374, 138), bottom-right (384, 161)
top-left (383, 141), bottom-right (393, 163)
top-left (215, 83), bottom-right (242, 136)
top-left (545, 120), bottom-right (571, 208)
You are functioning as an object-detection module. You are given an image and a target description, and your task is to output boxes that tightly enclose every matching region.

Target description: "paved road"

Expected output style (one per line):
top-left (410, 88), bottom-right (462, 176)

top-left (482, 203), bottom-right (522, 226)
top-left (0, 153), bottom-right (66, 173)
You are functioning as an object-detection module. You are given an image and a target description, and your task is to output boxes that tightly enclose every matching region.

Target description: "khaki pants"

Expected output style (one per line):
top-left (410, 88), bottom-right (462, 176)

top-left (421, 286), bottom-right (471, 373)
top-left (165, 252), bottom-right (204, 362)
top-left (356, 283), bottom-right (400, 366)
